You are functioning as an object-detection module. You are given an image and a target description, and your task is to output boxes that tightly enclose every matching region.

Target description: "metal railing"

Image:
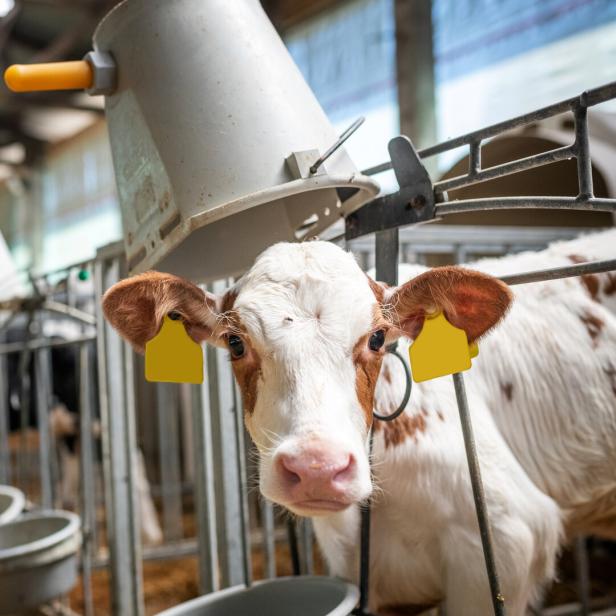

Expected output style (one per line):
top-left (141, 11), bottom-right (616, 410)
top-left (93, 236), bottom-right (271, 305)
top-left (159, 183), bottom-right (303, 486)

top-left (347, 80), bottom-right (616, 616)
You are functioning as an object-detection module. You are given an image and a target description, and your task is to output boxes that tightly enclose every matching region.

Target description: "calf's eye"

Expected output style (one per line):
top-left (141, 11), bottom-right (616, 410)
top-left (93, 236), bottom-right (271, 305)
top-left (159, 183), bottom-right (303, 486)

top-left (368, 329), bottom-right (385, 351)
top-left (228, 334), bottom-right (245, 359)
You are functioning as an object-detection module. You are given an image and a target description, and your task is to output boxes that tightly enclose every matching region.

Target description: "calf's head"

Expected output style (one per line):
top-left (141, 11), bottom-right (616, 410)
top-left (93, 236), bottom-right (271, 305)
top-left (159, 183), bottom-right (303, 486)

top-left (102, 242), bottom-right (511, 516)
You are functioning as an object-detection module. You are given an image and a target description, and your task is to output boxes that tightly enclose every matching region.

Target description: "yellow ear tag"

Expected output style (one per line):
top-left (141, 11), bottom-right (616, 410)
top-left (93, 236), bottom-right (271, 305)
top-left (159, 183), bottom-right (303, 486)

top-left (145, 316), bottom-right (203, 384)
top-left (409, 312), bottom-right (474, 383)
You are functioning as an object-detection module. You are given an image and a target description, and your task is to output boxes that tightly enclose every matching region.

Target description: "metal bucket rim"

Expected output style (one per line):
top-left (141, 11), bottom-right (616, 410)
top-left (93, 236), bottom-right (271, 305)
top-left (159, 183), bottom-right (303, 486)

top-left (0, 510), bottom-right (80, 560)
top-left (131, 172), bottom-right (380, 274)
top-left (155, 575), bottom-right (360, 616)
top-left (0, 486), bottom-right (25, 526)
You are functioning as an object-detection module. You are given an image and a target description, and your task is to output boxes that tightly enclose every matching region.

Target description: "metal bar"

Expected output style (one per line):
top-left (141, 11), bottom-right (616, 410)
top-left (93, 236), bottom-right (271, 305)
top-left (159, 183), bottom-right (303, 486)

top-left (123, 342), bottom-right (145, 615)
top-left (233, 381), bottom-right (253, 586)
top-left (574, 536), bottom-right (591, 616)
top-left (452, 372), bottom-right (505, 616)
top-left (98, 256), bottom-right (144, 616)
top-left (361, 81), bottom-right (616, 176)
top-left (192, 349), bottom-right (219, 592)
top-left (375, 229), bottom-right (400, 287)
top-left (156, 383), bottom-right (184, 541)
top-left (260, 499), bottom-right (276, 578)
top-left (34, 347), bottom-right (53, 508)
top-left (0, 354), bottom-right (10, 483)
top-left (310, 116), bottom-right (365, 175)
top-left (435, 145), bottom-right (574, 194)
top-left (469, 139), bottom-right (481, 175)
top-left (287, 518), bottom-right (301, 576)
top-left (207, 281), bottom-right (245, 588)
top-left (498, 258), bottom-right (616, 286)
top-left (0, 334), bottom-right (97, 355)
top-left (436, 197), bottom-right (616, 216)
top-left (79, 342), bottom-right (96, 616)
top-left (573, 105), bottom-right (593, 199)
top-left (299, 518), bottom-right (314, 575)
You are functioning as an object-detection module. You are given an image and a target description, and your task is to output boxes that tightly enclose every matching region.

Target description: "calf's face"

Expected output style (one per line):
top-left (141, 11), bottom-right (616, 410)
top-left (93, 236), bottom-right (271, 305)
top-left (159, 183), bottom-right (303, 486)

top-left (102, 241), bottom-right (511, 517)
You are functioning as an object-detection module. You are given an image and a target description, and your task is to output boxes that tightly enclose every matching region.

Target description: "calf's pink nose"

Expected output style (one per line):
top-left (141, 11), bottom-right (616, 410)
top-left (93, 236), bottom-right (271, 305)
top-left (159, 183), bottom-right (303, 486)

top-left (277, 444), bottom-right (355, 491)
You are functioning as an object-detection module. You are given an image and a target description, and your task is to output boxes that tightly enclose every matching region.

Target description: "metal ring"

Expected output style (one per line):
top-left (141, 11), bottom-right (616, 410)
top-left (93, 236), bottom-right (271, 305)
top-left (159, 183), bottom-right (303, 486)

top-left (373, 345), bottom-right (412, 422)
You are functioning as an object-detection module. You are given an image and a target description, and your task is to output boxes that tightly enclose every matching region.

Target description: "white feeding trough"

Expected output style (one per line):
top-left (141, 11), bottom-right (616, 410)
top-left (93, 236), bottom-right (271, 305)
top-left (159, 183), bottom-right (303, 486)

top-left (0, 510), bottom-right (81, 614)
top-left (5, 0), bottom-right (379, 281)
top-left (156, 576), bottom-right (359, 616)
top-left (0, 485), bottom-right (25, 525)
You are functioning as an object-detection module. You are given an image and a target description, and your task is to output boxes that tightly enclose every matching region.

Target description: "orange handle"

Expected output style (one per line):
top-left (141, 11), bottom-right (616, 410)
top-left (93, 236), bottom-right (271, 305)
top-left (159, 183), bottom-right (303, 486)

top-left (4, 61), bottom-right (93, 92)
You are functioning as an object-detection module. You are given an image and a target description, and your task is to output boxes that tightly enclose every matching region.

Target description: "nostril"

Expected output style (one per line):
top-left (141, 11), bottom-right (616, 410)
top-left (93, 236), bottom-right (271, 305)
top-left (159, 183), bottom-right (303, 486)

top-left (278, 455), bottom-right (302, 485)
top-left (333, 454), bottom-right (355, 484)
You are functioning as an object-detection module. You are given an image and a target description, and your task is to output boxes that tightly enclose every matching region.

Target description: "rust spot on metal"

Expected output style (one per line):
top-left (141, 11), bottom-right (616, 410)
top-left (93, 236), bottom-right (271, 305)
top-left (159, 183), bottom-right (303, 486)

top-left (159, 213), bottom-right (182, 240)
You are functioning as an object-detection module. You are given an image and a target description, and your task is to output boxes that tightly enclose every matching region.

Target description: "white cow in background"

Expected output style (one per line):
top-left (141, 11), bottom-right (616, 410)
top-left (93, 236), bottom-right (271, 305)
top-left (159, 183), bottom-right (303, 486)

top-left (102, 228), bottom-right (616, 615)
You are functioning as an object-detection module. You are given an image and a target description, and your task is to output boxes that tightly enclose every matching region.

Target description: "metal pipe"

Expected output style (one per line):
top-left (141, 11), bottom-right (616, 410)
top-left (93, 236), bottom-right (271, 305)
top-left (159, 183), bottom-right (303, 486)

top-left (361, 80), bottom-right (616, 176)
top-left (498, 258), bottom-right (616, 286)
top-left (0, 354), bottom-right (10, 484)
top-left (573, 105), bottom-right (593, 200)
top-left (452, 372), bottom-right (505, 616)
top-left (287, 518), bottom-right (301, 576)
top-left (156, 383), bottom-right (183, 542)
top-left (574, 536), bottom-right (590, 616)
top-left (0, 334), bottom-right (96, 355)
top-left (233, 381), bottom-right (253, 587)
top-left (260, 499), bottom-right (276, 578)
top-left (34, 348), bottom-right (53, 508)
top-left (435, 145), bottom-right (574, 194)
top-left (192, 348), bottom-right (219, 593)
top-left (79, 342), bottom-right (96, 616)
top-left (436, 196), bottom-right (616, 216)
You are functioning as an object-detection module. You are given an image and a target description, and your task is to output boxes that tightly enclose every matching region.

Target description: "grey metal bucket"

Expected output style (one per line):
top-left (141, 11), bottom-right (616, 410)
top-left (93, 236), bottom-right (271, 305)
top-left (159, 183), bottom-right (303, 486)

top-left (156, 576), bottom-right (359, 616)
top-left (92, 0), bottom-right (379, 282)
top-left (0, 510), bottom-right (81, 615)
top-left (0, 486), bottom-right (25, 525)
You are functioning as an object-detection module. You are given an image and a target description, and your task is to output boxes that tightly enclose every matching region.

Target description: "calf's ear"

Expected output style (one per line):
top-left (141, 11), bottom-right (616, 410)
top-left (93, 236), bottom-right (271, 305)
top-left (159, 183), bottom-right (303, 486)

top-left (102, 271), bottom-right (222, 353)
top-left (385, 266), bottom-right (513, 342)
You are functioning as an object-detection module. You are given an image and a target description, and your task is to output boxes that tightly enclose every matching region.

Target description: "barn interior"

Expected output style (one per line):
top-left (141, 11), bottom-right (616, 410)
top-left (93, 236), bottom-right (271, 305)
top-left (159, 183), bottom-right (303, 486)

top-left (0, 1), bottom-right (615, 615)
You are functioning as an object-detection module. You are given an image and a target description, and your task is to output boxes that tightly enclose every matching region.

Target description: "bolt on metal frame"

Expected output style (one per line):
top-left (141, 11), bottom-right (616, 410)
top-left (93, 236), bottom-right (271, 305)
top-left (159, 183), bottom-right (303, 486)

top-left (349, 80), bottom-right (616, 615)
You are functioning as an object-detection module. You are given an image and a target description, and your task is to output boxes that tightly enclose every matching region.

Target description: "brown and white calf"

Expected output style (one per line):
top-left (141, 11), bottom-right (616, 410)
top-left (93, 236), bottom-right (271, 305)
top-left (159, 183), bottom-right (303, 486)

top-left (102, 229), bottom-right (616, 615)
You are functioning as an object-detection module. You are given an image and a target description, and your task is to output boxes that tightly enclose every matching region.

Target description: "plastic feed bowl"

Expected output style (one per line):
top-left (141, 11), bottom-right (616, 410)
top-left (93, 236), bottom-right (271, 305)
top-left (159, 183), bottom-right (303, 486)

top-left (156, 576), bottom-right (360, 616)
top-left (0, 510), bottom-right (81, 614)
top-left (0, 485), bottom-right (25, 525)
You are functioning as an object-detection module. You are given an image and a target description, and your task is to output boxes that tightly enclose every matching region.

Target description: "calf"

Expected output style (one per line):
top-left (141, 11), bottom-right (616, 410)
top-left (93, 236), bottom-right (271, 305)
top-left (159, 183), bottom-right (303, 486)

top-left (102, 229), bottom-right (616, 615)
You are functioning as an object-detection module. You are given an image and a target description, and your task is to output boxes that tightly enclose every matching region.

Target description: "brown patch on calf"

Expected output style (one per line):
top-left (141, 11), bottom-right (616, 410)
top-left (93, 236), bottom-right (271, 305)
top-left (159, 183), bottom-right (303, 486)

top-left (353, 332), bottom-right (385, 426)
top-left (217, 293), bottom-right (262, 415)
top-left (568, 255), bottom-right (600, 300)
top-left (501, 382), bottom-right (513, 401)
top-left (377, 602), bottom-right (438, 616)
top-left (580, 309), bottom-right (604, 344)
top-left (604, 273), bottom-right (616, 296)
top-left (231, 346), bottom-right (262, 415)
top-left (374, 412), bottom-right (427, 449)
top-left (366, 274), bottom-right (387, 303)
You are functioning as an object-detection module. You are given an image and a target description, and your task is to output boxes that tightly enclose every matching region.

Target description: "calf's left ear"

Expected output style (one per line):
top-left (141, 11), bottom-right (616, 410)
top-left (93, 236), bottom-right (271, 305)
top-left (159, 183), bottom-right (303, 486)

top-left (385, 266), bottom-right (513, 342)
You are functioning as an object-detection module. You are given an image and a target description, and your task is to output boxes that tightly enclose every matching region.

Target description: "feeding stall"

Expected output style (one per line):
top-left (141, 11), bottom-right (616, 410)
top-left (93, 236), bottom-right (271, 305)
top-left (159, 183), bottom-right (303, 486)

top-left (4, 0), bottom-right (616, 615)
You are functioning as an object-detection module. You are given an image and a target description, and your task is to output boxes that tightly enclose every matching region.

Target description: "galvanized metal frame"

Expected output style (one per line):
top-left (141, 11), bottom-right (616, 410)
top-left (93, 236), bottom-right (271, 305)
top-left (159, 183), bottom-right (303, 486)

top-left (347, 80), bottom-right (616, 616)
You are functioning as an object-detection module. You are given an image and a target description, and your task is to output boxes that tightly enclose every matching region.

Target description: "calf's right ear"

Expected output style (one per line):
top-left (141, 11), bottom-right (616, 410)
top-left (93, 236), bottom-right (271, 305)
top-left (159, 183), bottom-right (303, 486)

top-left (101, 271), bottom-right (222, 353)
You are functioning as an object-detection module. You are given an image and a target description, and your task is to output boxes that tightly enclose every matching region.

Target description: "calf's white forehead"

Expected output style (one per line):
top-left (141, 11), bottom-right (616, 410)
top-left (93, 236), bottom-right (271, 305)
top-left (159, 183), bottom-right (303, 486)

top-left (233, 242), bottom-right (377, 349)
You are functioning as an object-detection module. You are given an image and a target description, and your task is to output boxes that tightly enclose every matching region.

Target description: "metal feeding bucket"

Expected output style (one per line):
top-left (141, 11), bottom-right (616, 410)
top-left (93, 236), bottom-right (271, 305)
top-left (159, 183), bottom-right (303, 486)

top-left (5, 0), bottom-right (379, 281)
top-left (0, 510), bottom-right (81, 614)
top-left (0, 486), bottom-right (25, 525)
top-left (155, 576), bottom-right (360, 616)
